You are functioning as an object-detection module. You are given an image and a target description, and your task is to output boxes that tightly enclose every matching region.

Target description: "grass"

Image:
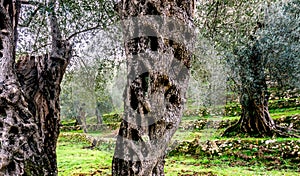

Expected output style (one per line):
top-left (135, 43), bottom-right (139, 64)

top-left (269, 107), bottom-right (300, 119)
top-left (57, 139), bottom-right (300, 176)
top-left (165, 154), bottom-right (299, 176)
top-left (57, 133), bottom-right (300, 176)
top-left (183, 106), bottom-right (300, 121)
top-left (173, 130), bottom-right (202, 141)
top-left (57, 136), bottom-right (112, 176)
top-left (165, 163), bottom-right (299, 176)
top-left (57, 104), bottom-right (300, 176)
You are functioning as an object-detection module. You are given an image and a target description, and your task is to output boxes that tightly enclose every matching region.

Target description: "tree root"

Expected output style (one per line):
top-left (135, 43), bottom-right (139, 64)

top-left (222, 122), bottom-right (300, 138)
top-left (222, 121), bottom-right (241, 137)
top-left (273, 125), bottom-right (300, 138)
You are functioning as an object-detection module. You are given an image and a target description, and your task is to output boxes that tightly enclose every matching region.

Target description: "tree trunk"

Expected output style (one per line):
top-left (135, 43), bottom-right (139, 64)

top-left (78, 105), bottom-right (87, 133)
top-left (96, 102), bottom-right (103, 125)
top-left (223, 43), bottom-right (277, 137)
top-left (112, 0), bottom-right (195, 175)
top-left (75, 109), bottom-right (83, 126)
top-left (0, 0), bottom-right (71, 175)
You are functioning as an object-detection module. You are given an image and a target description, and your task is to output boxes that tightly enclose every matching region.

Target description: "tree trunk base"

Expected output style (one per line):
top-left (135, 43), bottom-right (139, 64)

top-left (222, 120), bottom-right (300, 138)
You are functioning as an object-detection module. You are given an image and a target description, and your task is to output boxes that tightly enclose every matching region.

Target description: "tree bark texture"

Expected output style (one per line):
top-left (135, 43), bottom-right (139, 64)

top-left (223, 43), bottom-right (277, 137)
top-left (0, 0), bottom-right (71, 175)
top-left (112, 0), bottom-right (195, 175)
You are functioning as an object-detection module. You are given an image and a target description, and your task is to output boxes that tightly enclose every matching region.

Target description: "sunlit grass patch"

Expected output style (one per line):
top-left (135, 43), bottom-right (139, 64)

top-left (165, 155), bottom-right (300, 176)
top-left (57, 101), bottom-right (300, 175)
top-left (57, 136), bottom-right (112, 176)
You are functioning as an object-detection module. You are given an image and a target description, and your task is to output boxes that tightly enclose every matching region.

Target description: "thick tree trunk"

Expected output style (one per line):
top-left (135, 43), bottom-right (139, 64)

top-left (0, 0), bottom-right (71, 175)
top-left (15, 53), bottom-right (70, 175)
top-left (112, 0), bottom-right (195, 175)
top-left (223, 43), bottom-right (278, 137)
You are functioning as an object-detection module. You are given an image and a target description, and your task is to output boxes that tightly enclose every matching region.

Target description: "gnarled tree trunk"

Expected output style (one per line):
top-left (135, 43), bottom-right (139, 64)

top-left (0, 0), bottom-right (71, 175)
top-left (112, 0), bottom-right (195, 175)
top-left (223, 43), bottom-right (296, 137)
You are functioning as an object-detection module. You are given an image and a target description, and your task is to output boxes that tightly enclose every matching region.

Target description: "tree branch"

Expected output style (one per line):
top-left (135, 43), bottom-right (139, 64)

top-left (67, 24), bottom-right (102, 40)
top-left (18, 5), bottom-right (41, 27)
top-left (30, 43), bottom-right (51, 54)
top-left (67, 1), bottom-right (116, 40)
top-left (19, 0), bottom-right (43, 6)
top-left (0, 5), bottom-right (11, 30)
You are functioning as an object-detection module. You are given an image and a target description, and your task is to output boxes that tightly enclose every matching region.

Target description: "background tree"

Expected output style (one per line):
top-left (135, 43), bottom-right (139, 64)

top-left (197, 0), bottom-right (299, 137)
top-left (60, 58), bottom-right (116, 126)
top-left (112, 0), bottom-right (196, 175)
top-left (188, 36), bottom-right (227, 116)
top-left (60, 29), bottom-right (125, 127)
top-left (260, 0), bottom-right (300, 99)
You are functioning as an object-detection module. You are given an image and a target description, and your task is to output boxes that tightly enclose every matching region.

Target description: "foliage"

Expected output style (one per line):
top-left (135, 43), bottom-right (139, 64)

top-left (60, 26), bottom-right (125, 121)
top-left (60, 71), bottom-right (78, 119)
top-left (102, 113), bottom-right (122, 123)
top-left (259, 0), bottom-right (300, 93)
top-left (196, 0), bottom-right (299, 96)
top-left (189, 37), bottom-right (227, 111)
top-left (60, 58), bottom-right (115, 120)
top-left (18, 0), bottom-right (117, 55)
top-left (196, 0), bottom-right (262, 49)
top-left (196, 0), bottom-right (263, 91)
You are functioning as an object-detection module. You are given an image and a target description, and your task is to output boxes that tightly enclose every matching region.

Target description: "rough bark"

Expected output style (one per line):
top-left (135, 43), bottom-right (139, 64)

top-left (223, 43), bottom-right (299, 137)
top-left (112, 0), bottom-right (195, 175)
top-left (0, 0), bottom-right (71, 175)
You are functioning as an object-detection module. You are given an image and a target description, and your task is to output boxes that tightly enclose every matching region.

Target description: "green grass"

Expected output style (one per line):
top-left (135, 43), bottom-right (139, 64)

top-left (269, 108), bottom-right (300, 119)
top-left (269, 106), bottom-right (299, 113)
top-left (217, 137), bottom-right (300, 142)
top-left (184, 106), bottom-right (300, 121)
top-left (57, 136), bottom-right (112, 176)
top-left (57, 103), bottom-right (300, 175)
top-left (57, 133), bottom-right (300, 176)
top-left (173, 130), bottom-right (202, 141)
top-left (165, 155), bottom-right (299, 176)
top-left (221, 109), bottom-right (299, 121)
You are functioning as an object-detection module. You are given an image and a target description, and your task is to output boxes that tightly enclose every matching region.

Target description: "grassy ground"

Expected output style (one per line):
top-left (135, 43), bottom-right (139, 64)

top-left (57, 136), bottom-right (300, 176)
top-left (57, 106), bottom-right (300, 176)
top-left (181, 107), bottom-right (300, 122)
top-left (165, 155), bottom-right (299, 176)
top-left (57, 136), bottom-right (112, 176)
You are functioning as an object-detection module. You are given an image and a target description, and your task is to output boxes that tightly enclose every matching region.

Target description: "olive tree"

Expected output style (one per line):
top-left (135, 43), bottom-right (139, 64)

top-left (0, 0), bottom-right (71, 174)
top-left (112, 0), bottom-right (196, 175)
top-left (260, 0), bottom-right (300, 98)
top-left (197, 0), bottom-right (300, 137)
top-left (0, 0), bottom-right (115, 174)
